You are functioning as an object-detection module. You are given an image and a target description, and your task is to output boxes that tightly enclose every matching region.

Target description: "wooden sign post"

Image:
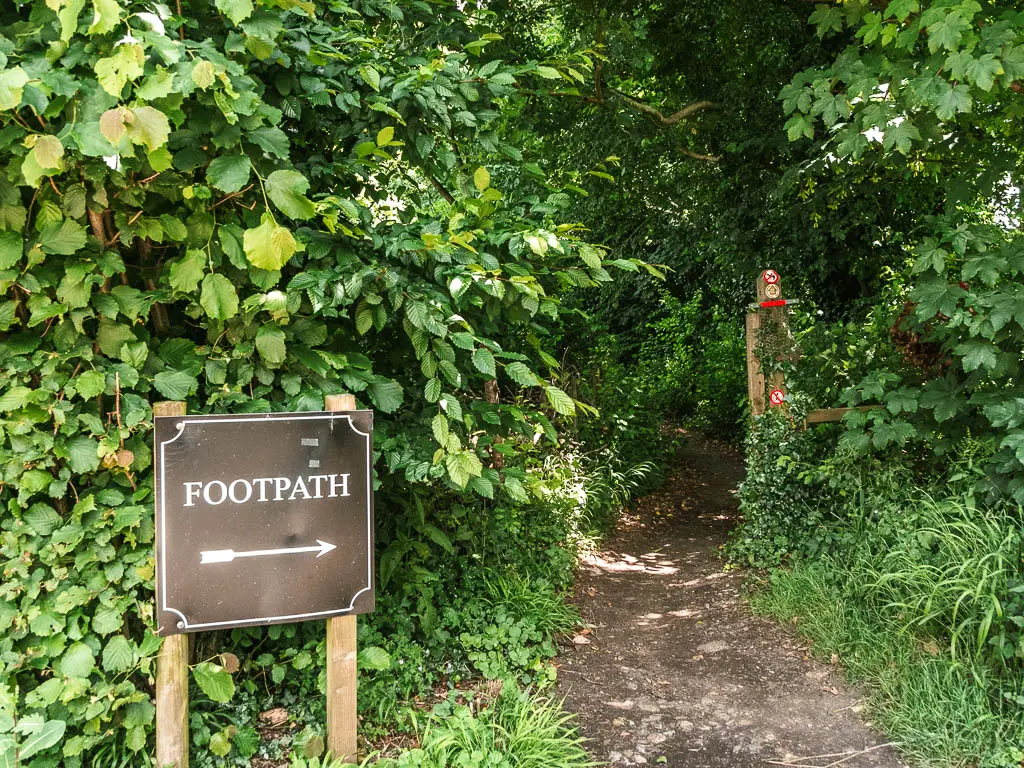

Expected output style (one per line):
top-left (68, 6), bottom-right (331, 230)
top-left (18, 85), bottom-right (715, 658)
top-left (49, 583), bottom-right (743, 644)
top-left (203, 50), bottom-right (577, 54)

top-left (745, 270), bottom-right (790, 416)
top-left (152, 396), bottom-right (373, 766)
top-left (325, 393), bottom-right (359, 764)
top-left (155, 401), bottom-right (189, 768)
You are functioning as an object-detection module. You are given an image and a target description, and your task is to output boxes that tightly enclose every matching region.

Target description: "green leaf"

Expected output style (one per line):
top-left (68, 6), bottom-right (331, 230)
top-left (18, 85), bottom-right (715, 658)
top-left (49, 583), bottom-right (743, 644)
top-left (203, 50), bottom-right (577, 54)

top-left (94, 44), bottom-right (144, 97)
top-left (266, 170), bottom-right (315, 220)
top-left (200, 273), bottom-right (239, 320)
top-left (423, 523), bottom-right (455, 552)
top-left (193, 662), bottom-right (235, 703)
top-left (127, 106), bottom-right (171, 152)
top-left (136, 69), bottom-right (174, 101)
top-left (59, 642), bottom-right (95, 678)
top-left (0, 230), bottom-right (21, 269)
top-left (0, 386), bottom-right (30, 412)
top-left (209, 729), bottom-right (232, 757)
top-left (474, 166), bottom-right (490, 191)
top-left (445, 450), bottom-right (482, 488)
top-left (357, 646), bottom-right (391, 671)
top-left (23, 504), bottom-right (61, 535)
top-left (248, 126), bottom-right (290, 158)
top-left (369, 380), bottom-right (403, 413)
top-left (882, 119), bottom-right (920, 154)
top-left (545, 386), bottom-right (576, 416)
top-left (152, 370), bottom-right (197, 400)
top-left (1001, 431), bottom-right (1024, 463)
top-left (886, 0), bottom-right (918, 21)
top-left (376, 126), bottom-right (394, 147)
top-left (243, 213), bottom-right (298, 271)
top-left (472, 347), bottom-right (496, 377)
top-left (0, 67), bottom-right (29, 111)
top-left (87, 0), bottom-right (122, 35)
top-left (505, 361), bottom-right (540, 387)
top-left (17, 720), bottom-right (66, 761)
top-left (92, 605), bottom-right (123, 635)
top-left (40, 219), bottom-right (86, 255)
top-left (927, 11), bottom-right (968, 53)
top-left (32, 135), bottom-right (64, 171)
top-left (955, 340), bottom-right (998, 372)
top-left (102, 636), bottom-right (135, 673)
top-left (215, 0), bottom-right (254, 24)
top-left (191, 60), bottom-right (216, 90)
top-left (169, 249), bottom-right (205, 293)
top-left (936, 83), bottom-right (972, 121)
top-left (206, 155), bottom-right (252, 193)
top-left (424, 377), bottom-right (442, 402)
top-left (911, 277), bottom-right (965, 318)
top-left (809, 4), bottom-right (844, 36)
top-left (965, 54), bottom-right (1003, 92)
top-left (784, 114), bottom-right (813, 141)
top-left (67, 436), bottom-right (100, 473)
top-left (358, 65), bottom-right (380, 91)
top-left (256, 324), bottom-right (287, 365)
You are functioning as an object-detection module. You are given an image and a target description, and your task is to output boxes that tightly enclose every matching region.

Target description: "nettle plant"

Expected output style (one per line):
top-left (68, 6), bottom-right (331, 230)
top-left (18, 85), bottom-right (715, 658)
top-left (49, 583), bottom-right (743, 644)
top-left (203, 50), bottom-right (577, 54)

top-left (781, 0), bottom-right (1024, 500)
top-left (0, 0), bottom-right (640, 762)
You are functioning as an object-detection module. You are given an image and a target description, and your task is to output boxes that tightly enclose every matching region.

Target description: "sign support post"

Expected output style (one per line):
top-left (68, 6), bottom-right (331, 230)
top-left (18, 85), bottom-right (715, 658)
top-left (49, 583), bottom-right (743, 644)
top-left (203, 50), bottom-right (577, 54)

top-left (154, 400), bottom-right (189, 768)
top-left (324, 393), bottom-right (359, 764)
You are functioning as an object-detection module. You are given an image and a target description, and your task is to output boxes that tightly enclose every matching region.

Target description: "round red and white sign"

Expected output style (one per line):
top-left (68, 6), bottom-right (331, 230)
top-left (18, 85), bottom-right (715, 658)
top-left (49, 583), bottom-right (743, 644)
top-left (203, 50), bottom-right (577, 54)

top-left (763, 269), bottom-right (780, 285)
top-left (769, 389), bottom-right (785, 406)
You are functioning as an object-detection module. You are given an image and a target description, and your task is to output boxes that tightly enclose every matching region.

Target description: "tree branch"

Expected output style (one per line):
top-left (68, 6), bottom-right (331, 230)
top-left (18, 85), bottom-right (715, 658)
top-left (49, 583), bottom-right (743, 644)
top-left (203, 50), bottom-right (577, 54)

top-left (604, 86), bottom-right (718, 125)
top-left (678, 146), bottom-right (721, 162)
top-left (428, 175), bottom-right (455, 204)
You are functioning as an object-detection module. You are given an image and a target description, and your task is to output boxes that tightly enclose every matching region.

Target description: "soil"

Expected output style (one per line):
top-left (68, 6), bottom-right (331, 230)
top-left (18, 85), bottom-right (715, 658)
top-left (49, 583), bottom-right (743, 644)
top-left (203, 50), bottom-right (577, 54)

top-left (556, 431), bottom-right (907, 768)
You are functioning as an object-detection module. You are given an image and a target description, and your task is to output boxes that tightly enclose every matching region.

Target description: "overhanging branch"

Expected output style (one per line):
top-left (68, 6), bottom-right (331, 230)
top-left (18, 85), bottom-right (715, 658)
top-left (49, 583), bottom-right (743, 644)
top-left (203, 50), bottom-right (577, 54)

top-left (604, 87), bottom-right (718, 126)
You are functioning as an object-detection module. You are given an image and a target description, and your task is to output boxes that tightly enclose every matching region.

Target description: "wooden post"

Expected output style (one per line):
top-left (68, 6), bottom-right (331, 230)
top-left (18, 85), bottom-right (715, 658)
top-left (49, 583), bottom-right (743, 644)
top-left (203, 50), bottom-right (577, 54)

top-left (154, 400), bottom-right (189, 768)
top-left (746, 272), bottom-right (789, 417)
top-left (744, 311), bottom-right (765, 416)
top-left (324, 393), bottom-right (359, 764)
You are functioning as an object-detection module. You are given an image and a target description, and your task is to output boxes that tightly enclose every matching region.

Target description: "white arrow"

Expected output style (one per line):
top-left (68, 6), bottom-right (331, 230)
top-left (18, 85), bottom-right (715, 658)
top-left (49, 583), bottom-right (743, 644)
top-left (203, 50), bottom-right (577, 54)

top-left (200, 539), bottom-right (337, 564)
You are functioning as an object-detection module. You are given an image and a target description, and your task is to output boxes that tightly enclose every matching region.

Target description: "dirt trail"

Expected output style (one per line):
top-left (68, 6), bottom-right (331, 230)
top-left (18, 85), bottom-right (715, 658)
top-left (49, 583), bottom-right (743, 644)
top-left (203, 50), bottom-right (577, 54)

top-left (557, 432), bottom-right (905, 768)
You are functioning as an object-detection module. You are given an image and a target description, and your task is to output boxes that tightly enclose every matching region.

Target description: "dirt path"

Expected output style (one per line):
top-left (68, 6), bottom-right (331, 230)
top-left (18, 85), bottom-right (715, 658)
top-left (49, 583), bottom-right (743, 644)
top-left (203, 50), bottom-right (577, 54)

top-left (557, 432), bottom-right (905, 768)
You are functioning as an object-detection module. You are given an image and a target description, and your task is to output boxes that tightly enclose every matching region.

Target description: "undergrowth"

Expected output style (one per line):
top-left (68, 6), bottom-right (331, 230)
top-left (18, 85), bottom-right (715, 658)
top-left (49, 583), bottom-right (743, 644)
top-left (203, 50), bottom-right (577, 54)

top-left (738, 420), bottom-right (1024, 767)
top-left (373, 684), bottom-right (594, 768)
top-left (751, 559), bottom-right (1024, 768)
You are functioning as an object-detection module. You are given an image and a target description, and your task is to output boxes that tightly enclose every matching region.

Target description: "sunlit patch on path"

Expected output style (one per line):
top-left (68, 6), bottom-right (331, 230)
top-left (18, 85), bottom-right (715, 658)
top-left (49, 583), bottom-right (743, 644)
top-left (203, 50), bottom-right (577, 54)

top-left (557, 432), bottom-right (906, 768)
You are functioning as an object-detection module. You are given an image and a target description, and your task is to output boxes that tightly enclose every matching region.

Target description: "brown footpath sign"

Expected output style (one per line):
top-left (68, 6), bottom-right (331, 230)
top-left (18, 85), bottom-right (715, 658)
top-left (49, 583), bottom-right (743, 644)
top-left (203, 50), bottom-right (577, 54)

top-left (153, 411), bottom-right (374, 635)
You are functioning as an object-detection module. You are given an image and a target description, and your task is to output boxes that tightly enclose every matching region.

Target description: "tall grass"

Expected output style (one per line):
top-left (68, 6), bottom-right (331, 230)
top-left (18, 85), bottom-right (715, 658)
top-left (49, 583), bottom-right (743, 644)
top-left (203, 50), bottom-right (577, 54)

top-left (752, 562), bottom-right (1022, 767)
top-left (750, 490), bottom-right (1024, 767)
top-left (853, 494), bottom-right (1020, 663)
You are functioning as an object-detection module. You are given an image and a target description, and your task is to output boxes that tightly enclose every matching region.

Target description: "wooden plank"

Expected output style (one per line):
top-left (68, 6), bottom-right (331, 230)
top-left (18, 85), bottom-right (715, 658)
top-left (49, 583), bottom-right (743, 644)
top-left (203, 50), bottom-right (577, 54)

top-left (324, 393), bottom-right (359, 764)
top-left (745, 312), bottom-right (765, 417)
top-left (805, 405), bottom-right (880, 424)
top-left (154, 400), bottom-right (189, 768)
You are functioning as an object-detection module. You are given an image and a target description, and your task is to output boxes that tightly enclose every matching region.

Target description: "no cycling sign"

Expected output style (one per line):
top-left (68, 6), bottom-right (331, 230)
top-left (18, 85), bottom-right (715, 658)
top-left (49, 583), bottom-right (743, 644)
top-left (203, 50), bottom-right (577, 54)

top-left (153, 411), bottom-right (375, 635)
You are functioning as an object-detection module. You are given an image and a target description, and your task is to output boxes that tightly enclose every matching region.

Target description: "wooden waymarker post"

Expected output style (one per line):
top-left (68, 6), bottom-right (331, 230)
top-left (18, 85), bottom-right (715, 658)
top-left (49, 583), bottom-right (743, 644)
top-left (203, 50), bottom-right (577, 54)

top-left (745, 270), bottom-right (790, 416)
top-left (325, 392), bottom-right (359, 764)
top-left (154, 400), bottom-right (189, 768)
